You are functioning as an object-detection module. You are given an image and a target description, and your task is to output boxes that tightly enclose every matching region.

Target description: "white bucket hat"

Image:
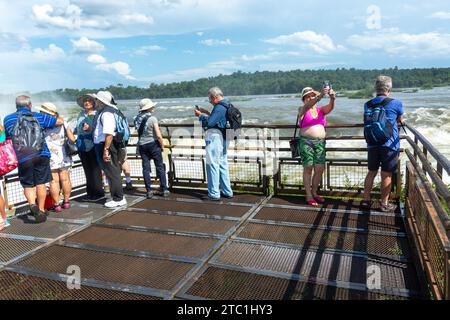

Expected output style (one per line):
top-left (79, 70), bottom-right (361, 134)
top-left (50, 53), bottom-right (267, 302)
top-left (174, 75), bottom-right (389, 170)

top-left (37, 102), bottom-right (58, 116)
top-left (95, 91), bottom-right (117, 108)
top-left (138, 98), bottom-right (157, 112)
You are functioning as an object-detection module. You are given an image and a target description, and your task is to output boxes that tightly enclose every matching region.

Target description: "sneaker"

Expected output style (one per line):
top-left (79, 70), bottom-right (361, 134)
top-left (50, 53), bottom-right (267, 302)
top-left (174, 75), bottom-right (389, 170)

top-left (202, 195), bottom-right (220, 201)
top-left (220, 193), bottom-right (233, 199)
top-left (62, 202), bottom-right (71, 210)
top-left (104, 198), bottom-right (127, 208)
top-left (379, 202), bottom-right (397, 213)
top-left (32, 207), bottom-right (47, 223)
top-left (162, 190), bottom-right (171, 198)
top-left (146, 191), bottom-right (154, 199)
top-left (4, 218), bottom-right (10, 228)
top-left (49, 205), bottom-right (62, 213)
top-left (125, 182), bottom-right (135, 191)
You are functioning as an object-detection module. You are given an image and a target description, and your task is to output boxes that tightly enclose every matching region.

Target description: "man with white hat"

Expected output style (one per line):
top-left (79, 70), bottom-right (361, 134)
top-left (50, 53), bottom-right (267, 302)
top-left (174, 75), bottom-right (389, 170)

top-left (92, 91), bottom-right (127, 208)
top-left (134, 98), bottom-right (169, 198)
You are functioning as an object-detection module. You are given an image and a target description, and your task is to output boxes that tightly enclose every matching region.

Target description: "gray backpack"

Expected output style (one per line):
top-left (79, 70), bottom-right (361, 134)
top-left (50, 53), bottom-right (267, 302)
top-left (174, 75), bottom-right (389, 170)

top-left (12, 112), bottom-right (45, 156)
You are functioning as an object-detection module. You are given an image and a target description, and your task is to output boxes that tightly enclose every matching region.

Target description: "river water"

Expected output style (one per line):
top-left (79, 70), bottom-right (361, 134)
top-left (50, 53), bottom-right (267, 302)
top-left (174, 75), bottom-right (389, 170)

top-left (1, 87), bottom-right (449, 182)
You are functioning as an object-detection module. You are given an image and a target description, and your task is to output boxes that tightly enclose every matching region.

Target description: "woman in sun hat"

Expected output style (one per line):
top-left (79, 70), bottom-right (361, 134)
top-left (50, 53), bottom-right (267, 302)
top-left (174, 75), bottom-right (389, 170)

top-left (298, 85), bottom-right (336, 206)
top-left (75, 94), bottom-right (105, 201)
top-left (134, 98), bottom-right (169, 199)
top-left (38, 102), bottom-right (75, 212)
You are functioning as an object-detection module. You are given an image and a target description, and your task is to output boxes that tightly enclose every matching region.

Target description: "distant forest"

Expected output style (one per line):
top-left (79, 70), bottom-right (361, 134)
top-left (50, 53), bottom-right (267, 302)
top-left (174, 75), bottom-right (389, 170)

top-left (13, 67), bottom-right (450, 101)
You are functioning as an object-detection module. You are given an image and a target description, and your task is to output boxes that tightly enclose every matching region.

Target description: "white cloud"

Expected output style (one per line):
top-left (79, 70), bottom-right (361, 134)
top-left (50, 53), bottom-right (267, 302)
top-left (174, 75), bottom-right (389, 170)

top-left (32, 3), bottom-right (82, 29)
top-left (264, 31), bottom-right (344, 54)
top-left (241, 54), bottom-right (274, 61)
top-left (133, 45), bottom-right (165, 56)
top-left (196, 32), bottom-right (204, 36)
top-left (31, 2), bottom-right (154, 34)
top-left (200, 38), bottom-right (232, 46)
top-left (118, 14), bottom-right (154, 25)
top-left (71, 37), bottom-right (105, 54)
top-left (96, 61), bottom-right (136, 80)
top-left (429, 11), bottom-right (450, 20)
top-left (32, 44), bottom-right (65, 60)
top-left (145, 59), bottom-right (242, 83)
top-left (260, 62), bottom-right (340, 72)
top-left (347, 28), bottom-right (450, 57)
top-left (86, 53), bottom-right (135, 80)
top-left (87, 54), bottom-right (107, 64)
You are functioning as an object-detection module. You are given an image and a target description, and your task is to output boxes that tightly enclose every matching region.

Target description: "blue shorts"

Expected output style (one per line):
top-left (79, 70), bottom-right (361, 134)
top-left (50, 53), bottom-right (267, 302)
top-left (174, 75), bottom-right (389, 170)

top-left (18, 157), bottom-right (52, 188)
top-left (368, 146), bottom-right (399, 173)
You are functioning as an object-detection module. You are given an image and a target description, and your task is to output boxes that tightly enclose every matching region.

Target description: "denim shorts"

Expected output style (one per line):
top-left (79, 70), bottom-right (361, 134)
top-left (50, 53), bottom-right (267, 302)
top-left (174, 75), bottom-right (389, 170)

top-left (368, 146), bottom-right (399, 173)
top-left (18, 157), bottom-right (52, 188)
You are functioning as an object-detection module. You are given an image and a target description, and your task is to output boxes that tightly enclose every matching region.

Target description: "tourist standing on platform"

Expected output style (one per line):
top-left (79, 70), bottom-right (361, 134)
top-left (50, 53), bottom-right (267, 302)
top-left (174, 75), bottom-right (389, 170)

top-left (298, 85), bottom-right (336, 206)
top-left (194, 87), bottom-right (233, 201)
top-left (3, 95), bottom-right (64, 222)
top-left (38, 103), bottom-right (75, 212)
top-left (92, 91), bottom-right (127, 208)
top-left (134, 98), bottom-right (169, 199)
top-left (362, 76), bottom-right (404, 212)
top-left (0, 121), bottom-right (10, 230)
top-left (75, 94), bottom-right (105, 201)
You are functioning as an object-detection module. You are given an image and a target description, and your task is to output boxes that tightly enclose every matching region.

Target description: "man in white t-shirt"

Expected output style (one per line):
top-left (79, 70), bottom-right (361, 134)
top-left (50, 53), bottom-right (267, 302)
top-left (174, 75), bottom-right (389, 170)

top-left (92, 91), bottom-right (126, 208)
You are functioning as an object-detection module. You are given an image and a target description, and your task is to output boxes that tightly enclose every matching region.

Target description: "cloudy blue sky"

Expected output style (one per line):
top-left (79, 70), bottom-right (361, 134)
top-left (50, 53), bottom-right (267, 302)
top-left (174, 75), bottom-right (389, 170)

top-left (1, 0), bottom-right (450, 93)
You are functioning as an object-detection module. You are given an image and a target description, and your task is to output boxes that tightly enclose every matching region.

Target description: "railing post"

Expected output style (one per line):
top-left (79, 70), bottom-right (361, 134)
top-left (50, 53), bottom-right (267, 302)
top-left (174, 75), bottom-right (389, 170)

top-left (446, 255), bottom-right (450, 300)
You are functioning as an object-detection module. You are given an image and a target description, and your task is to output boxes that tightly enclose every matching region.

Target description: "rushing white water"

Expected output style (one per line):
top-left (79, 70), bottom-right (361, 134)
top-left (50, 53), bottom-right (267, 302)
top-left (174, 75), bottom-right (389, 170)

top-left (0, 87), bottom-right (449, 182)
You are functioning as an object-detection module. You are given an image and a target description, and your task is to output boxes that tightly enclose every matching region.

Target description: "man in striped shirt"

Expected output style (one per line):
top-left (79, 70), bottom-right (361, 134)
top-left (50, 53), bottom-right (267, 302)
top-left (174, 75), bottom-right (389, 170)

top-left (3, 95), bottom-right (64, 222)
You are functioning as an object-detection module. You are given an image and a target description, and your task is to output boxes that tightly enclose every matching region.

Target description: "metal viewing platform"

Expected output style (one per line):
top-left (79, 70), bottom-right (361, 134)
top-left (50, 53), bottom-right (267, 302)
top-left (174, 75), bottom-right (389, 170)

top-left (0, 123), bottom-right (448, 300)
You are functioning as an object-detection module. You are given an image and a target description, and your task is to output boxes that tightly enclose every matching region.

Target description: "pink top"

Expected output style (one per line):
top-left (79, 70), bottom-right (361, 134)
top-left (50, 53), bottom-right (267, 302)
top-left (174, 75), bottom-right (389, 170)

top-left (298, 107), bottom-right (326, 128)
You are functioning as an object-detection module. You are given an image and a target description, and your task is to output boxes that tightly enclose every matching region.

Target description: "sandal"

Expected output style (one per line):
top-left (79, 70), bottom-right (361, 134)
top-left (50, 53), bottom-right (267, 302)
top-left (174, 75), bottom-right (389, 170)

top-left (307, 199), bottom-right (319, 206)
top-left (313, 196), bottom-right (325, 204)
top-left (380, 202), bottom-right (397, 213)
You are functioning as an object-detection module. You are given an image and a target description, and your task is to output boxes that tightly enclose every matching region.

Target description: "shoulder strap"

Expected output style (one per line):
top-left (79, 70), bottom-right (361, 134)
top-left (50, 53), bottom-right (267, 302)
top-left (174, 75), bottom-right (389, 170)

top-left (293, 114), bottom-right (299, 139)
top-left (367, 97), bottom-right (394, 109)
top-left (138, 114), bottom-right (151, 138)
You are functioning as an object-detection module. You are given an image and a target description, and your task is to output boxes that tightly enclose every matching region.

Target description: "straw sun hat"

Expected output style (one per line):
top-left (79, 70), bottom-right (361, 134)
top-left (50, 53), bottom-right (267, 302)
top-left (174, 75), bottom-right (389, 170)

top-left (37, 102), bottom-right (58, 117)
top-left (301, 87), bottom-right (320, 101)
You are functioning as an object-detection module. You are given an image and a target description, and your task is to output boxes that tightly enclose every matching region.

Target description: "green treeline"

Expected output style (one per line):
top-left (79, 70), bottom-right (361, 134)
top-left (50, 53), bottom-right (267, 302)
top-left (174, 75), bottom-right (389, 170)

top-left (22, 67), bottom-right (450, 101)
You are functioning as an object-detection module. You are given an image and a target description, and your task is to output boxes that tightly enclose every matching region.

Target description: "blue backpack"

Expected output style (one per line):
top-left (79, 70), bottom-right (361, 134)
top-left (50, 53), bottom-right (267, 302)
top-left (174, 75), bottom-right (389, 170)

top-left (364, 98), bottom-right (394, 145)
top-left (100, 106), bottom-right (131, 148)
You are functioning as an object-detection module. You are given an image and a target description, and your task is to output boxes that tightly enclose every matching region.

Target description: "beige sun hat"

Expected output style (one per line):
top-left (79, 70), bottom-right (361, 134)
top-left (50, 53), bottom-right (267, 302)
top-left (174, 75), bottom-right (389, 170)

top-left (301, 87), bottom-right (320, 101)
top-left (77, 93), bottom-right (97, 108)
top-left (94, 91), bottom-right (117, 108)
top-left (138, 98), bottom-right (157, 112)
top-left (37, 102), bottom-right (58, 116)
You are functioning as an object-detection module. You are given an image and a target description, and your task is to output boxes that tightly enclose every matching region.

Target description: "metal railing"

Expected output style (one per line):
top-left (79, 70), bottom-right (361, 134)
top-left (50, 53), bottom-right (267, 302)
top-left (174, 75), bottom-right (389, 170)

top-left (403, 124), bottom-right (450, 300)
top-left (1, 122), bottom-right (449, 299)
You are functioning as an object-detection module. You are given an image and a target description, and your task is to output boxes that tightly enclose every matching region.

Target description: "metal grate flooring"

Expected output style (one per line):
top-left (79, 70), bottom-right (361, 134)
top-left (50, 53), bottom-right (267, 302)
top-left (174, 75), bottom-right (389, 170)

top-left (101, 210), bottom-right (236, 235)
top-left (0, 271), bottom-right (159, 300)
top-left (0, 190), bottom-right (423, 300)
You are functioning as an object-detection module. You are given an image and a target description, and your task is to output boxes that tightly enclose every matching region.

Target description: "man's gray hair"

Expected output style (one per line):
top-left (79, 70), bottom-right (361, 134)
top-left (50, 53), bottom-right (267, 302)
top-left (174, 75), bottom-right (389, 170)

top-left (375, 75), bottom-right (392, 95)
top-left (208, 87), bottom-right (224, 99)
top-left (15, 95), bottom-right (32, 108)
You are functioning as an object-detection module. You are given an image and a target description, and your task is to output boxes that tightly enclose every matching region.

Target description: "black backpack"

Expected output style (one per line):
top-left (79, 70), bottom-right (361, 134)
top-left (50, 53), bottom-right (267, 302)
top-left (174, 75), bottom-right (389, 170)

top-left (11, 111), bottom-right (45, 156)
top-left (363, 98), bottom-right (394, 145)
top-left (224, 103), bottom-right (242, 139)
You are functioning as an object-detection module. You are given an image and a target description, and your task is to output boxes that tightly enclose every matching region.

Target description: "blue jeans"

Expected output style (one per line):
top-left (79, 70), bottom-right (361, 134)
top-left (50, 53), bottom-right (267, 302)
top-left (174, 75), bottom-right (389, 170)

top-left (205, 129), bottom-right (233, 199)
top-left (138, 141), bottom-right (168, 192)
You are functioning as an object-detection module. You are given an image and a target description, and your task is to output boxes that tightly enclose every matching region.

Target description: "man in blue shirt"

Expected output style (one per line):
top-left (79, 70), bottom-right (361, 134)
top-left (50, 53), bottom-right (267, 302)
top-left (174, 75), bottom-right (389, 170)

top-left (194, 87), bottom-right (233, 201)
top-left (362, 76), bottom-right (404, 212)
top-left (4, 95), bottom-right (63, 221)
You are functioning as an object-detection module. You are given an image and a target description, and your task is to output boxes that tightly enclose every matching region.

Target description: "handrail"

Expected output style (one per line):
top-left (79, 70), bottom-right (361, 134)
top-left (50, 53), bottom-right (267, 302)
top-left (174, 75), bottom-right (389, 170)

top-left (155, 123), bottom-right (365, 129)
top-left (406, 124), bottom-right (450, 177)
